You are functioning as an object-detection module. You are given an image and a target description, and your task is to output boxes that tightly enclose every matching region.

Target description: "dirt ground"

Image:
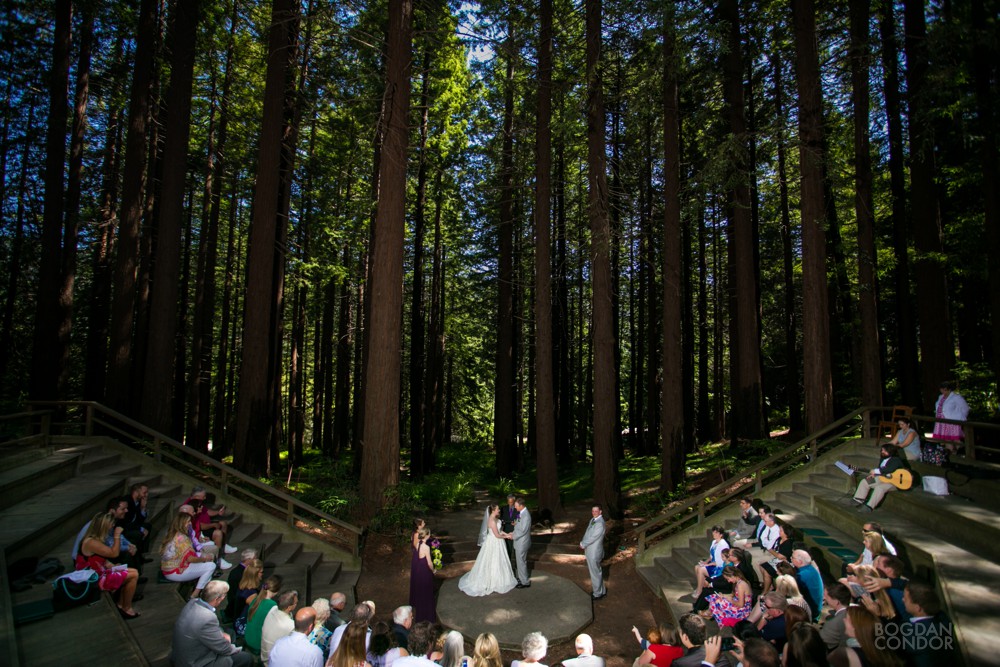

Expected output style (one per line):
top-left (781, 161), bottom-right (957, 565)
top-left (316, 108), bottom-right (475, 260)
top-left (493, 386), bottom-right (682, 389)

top-left (354, 500), bottom-right (674, 667)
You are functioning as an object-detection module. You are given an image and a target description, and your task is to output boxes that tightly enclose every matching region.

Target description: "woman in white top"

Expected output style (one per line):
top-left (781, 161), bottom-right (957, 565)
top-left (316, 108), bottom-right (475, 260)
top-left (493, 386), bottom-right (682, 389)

top-left (511, 632), bottom-right (547, 667)
top-left (692, 525), bottom-right (730, 600)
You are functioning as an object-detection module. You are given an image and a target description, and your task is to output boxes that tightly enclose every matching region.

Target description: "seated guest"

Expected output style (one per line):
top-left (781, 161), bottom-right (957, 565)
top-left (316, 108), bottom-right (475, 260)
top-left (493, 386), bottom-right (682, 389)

top-left (76, 511), bottom-right (140, 619)
top-left (561, 633), bottom-right (604, 667)
top-left (178, 504), bottom-right (221, 566)
top-left (171, 580), bottom-right (252, 667)
top-left (391, 605), bottom-right (413, 647)
top-left (756, 593), bottom-right (788, 651)
top-left (819, 582), bottom-right (851, 651)
top-left (730, 496), bottom-right (761, 541)
top-left (308, 598), bottom-right (335, 659)
top-left (782, 606), bottom-right (810, 642)
top-left (774, 574), bottom-right (809, 619)
top-left (261, 589), bottom-right (299, 665)
top-left (841, 564), bottom-right (894, 617)
top-left (631, 625), bottom-right (682, 667)
top-left (724, 638), bottom-right (778, 667)
top-left (862, 521), bottom-right (897, 556)
top-left (331, 621), bottom-right (375, 667)
top-left (185, 486), bottom-right (238, 567)
top-left (900, 579), bottom-right (954, 667)
top-left (852, 444), bottom-right (906, 512)
top-left (894, 417), bottom-right (921, 462)
top-left (845, 530), bottom-right (887, 575)
top-left (244, 574), bottom-right (284, 652)
top-left (513, 631), bottom-right (548, 667)
top-left (705, 566), bottom-right (753, 627)
top-left (672, 614), bottom-right (729, 667)
top-left (692, 526), bottom-right (730, 599)
top-left (440, 630), bottom-right (469, 667)
top-left (230, 557), bottom-right (263, 625)
top-left (742, 505), bottom-right (772, 549)
top-left (829, 605), bottom-right (901, 667)
top-left (269, 606), bottom-right (324, 667)
top-left (758, 519), bottom-right (793, 595)
top-left (865, 555), bottom-right (910, 621)
top-left (325, 591), bottom-right (348, 631)
top-left (330, 601), bottom-right (375, 656)
top-left (368, 620), bottom-right (409, 667)
top-left (159, 510), bottom-right (218, 599)
top-left (790, 550), bottom-right (823, 622)
top-left (471, 633), bottom-right (503, 667)
top-left (123, 483), bottom-right (152, 553)
top-left (71, 500), bottom-right (139, 567)
top-left (782, 624), bottom-right (827, 667)
top-left (108, 496), bottom-right (145, 570)
top-left (394, 620), bottom-right (437, 667)
top-left (226, 548), bottom-right (259, 621)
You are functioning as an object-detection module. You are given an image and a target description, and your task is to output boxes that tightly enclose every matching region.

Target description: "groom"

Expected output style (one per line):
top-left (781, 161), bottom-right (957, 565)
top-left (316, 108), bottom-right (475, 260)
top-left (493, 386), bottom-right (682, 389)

top-left (506, 497), bottom-right (531, 588)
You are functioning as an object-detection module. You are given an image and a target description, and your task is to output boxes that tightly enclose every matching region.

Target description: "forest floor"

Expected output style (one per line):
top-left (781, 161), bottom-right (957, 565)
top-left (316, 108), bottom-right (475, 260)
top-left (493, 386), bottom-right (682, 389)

top-left (353, 466), bottom-right (732, 667)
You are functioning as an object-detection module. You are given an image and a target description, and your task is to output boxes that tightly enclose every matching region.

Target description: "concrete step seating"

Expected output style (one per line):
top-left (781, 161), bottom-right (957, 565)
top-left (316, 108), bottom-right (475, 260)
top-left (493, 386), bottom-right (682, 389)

top-left (1, 438), bottom-right (360, 667)
top-left (635, 436), bottom-right (1000, 667)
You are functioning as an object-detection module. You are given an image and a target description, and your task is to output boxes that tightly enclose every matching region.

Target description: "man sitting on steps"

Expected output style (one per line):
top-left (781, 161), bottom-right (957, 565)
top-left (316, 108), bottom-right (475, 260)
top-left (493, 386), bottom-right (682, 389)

top-left (185, 486), bottom-right (239, 569)
top-left (852, 444), bottom-right (906, 512)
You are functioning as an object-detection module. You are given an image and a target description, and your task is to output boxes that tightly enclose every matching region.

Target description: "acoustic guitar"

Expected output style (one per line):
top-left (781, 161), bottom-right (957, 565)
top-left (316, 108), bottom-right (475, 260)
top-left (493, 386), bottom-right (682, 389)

top-left (845, 463), bottom-right (915, 491)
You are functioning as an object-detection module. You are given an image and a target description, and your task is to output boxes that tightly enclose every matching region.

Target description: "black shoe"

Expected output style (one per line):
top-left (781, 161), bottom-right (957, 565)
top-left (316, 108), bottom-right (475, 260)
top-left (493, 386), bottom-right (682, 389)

top-left (592, 592), bottom-right (607, 600)
top-left (516, 583), bottom-right (530, 589)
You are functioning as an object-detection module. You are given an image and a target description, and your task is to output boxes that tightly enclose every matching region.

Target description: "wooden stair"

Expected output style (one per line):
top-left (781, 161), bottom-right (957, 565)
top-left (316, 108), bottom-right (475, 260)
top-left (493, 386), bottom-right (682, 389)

top-left (0, 437), bottom-right (361, 667)
top-left (635, 437), bottom-right (1000, 667)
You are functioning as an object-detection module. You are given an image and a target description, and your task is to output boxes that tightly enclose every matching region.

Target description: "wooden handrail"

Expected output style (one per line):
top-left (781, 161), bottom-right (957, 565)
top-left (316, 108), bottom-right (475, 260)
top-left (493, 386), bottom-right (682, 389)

top-left (634, 408), bottom-right (870, 555)
top-left (24, 400), bottom-right (362, 556)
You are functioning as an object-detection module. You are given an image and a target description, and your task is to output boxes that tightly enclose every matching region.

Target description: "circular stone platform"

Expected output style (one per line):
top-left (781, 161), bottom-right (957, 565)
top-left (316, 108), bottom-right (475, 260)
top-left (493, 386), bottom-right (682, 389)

top-left (436, 571), bottom-right (593, 650)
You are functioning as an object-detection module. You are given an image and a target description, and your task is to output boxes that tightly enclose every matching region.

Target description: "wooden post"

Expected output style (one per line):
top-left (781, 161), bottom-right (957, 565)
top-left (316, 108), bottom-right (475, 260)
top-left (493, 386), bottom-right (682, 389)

top-left (862, 408), bottom-right (871, 438)
top-left (966, 425), bottom-right (976, 460)
top-left (287, 499), bottom-right (295, 526)
top-left (221, 470), bottom-right (229, 496)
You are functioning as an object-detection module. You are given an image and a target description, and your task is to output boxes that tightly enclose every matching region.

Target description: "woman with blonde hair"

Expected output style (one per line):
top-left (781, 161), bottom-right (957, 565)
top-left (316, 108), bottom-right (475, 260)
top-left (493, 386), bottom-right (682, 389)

top-left (844, 565), bottom-right (895, 617)
top-left (77, 511), bottom-right (140, 619)
top-left (230, 557), bottom-right (263, 622)
top-left (327, 620), bottom-right (373, 667)
top-left (471, 633), bottom-right (502, 667)
top-left (159, 510), bottom-right (217, 599)
top-left (774, 574), bottom-right (811, 618)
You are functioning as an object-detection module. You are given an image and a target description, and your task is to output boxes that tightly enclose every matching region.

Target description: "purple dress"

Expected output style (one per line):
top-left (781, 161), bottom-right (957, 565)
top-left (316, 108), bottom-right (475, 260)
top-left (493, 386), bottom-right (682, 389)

top-left (409, 540), bottom-right (436, 622)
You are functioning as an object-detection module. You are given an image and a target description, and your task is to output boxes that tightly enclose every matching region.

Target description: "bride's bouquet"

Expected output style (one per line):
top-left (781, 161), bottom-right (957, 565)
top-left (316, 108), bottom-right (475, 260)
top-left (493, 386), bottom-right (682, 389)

top-left (429, 538), bottom-right (443, 569)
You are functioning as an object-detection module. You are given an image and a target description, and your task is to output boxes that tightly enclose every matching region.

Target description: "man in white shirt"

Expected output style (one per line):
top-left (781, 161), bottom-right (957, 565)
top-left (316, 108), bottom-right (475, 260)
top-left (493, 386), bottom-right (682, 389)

top-left (560, 634), bottom-right (605, 667)
top-left (269, 606), bottom-right (324, 667)
top-left (329, 600), bottom-right (375, 657)
top-left (261, 590), bottom-right (299, 665)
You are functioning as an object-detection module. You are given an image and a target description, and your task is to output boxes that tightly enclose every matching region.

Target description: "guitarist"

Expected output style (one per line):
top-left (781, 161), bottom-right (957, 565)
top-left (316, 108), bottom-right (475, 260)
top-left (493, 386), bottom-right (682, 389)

top-left (853, 444), bottom-right (908, 512)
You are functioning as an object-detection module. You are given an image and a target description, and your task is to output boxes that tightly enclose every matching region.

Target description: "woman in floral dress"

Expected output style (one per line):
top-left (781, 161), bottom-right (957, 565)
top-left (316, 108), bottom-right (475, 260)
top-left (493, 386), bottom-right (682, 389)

top-left (706, 566), bottom-right (753, 627)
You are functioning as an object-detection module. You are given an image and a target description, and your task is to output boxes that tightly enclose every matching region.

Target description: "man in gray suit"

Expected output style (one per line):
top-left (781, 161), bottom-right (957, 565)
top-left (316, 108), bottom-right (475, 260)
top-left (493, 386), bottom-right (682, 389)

top-left (171, 580), bottom-right (253, 667)
top-left (580, 505), bottom-right (606, 599)
top-left (506, 497), bottom-right (532, 587)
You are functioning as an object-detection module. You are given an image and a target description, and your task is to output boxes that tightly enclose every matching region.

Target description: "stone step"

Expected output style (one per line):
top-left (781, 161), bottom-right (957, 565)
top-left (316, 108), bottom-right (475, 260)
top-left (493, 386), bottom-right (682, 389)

top-left (77, 452), bottom-right (122, 474)
top-left (1, 475), bottom-right (124, 565)
top-left (0, 452), bottom-right (79, 512)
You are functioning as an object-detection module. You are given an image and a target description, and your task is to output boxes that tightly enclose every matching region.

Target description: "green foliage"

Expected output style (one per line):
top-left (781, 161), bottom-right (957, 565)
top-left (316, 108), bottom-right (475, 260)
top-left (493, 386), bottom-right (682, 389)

top-left (952, 363), bottom-right (1000, 420)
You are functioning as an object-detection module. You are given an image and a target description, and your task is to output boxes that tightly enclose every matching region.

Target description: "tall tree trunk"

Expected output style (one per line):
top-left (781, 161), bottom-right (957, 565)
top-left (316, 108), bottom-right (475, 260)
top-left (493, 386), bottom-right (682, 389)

top-left (107, 0), bottom-right (158, 413)
top-left (188, 0), bottom-right (237, 451)
top-left (878, 0), bottom-right (919, 407)
top-left (771, 45), bottom-right (802, 431)
top-left (850, 0), bottom-right (882, 408)
top-left (212, 177), bottom-right (240, 458)
top-left (904, 0), bottom-right (953, 409)
top-left (719, 0), bottom-right (764, 440)
top-left (410, 51), bottom-right (430, 478)
top-left (1, 124), bottom-right (34, 383)
top-left (534, 0), bottom-right (560, 515)
top-left (425, 173), bottom-right (446, 456)
top-left (792, 0), bottom-right (834, 432)
top-left (360, 0), bottom-right (411, 517)
top-left (586, 0), bottom-right (619, 513)
top-left (696, 201), bottom-right (712, 441)
top-left (142, 0), bottom-right (201, 436)
top-left (554, 141), bottom-right (571, 462)
top-left (334, 245), bottom-right (353, 455)
top-left (29, 0), bottom-right (72, 401)
top-left (494, 21), bottom-right (517, 477)
top-left (971, 0), bottom-right (1000, 391)
top-left (660, 6), bottom-right (684, 490)
top-left (233, 0), bottom-right (299, 474)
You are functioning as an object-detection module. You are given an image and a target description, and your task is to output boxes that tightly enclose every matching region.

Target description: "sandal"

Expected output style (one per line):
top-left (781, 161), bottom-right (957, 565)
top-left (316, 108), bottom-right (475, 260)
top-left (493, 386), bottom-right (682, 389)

top-left (118, 607), bottom-right (140, 620)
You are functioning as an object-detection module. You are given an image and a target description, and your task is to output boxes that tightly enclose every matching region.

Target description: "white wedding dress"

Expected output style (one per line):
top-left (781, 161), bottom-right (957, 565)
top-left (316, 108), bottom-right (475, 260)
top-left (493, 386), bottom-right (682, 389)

top-left (458, 514), bottom-right (517, 596)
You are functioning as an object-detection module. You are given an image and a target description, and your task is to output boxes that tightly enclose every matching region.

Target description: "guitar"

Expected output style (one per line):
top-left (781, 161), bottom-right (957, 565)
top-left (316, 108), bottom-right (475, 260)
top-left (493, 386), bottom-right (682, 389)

top-left (844, 463), bottom-right (914, 491)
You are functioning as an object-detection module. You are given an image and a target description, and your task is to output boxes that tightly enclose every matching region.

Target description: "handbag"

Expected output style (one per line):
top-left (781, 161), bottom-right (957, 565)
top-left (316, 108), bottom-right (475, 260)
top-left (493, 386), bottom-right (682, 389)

top-left (52, 570), bottom-right (101, 611)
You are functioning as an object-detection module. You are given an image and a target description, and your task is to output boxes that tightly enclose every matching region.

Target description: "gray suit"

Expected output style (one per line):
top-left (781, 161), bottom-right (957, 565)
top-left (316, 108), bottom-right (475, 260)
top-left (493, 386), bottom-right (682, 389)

top-left (171, 598), bottom-right (252, 667)
top-left (580, 516), bottom-right (606, 596)
top-left (512, 507), bottom-right (531, 585)
top-left (819, 609), bottom-right (847, 651)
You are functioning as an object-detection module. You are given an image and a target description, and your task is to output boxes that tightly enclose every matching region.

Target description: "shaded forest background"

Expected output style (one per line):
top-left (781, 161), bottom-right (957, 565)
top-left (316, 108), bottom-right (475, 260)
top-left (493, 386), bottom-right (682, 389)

top-left (1, 0), bottom-right (998, 519)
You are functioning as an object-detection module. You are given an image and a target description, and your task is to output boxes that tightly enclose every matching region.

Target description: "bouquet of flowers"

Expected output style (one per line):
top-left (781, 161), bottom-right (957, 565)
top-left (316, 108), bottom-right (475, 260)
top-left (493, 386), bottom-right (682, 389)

top-left (429, 538), bottom-right (443, 570)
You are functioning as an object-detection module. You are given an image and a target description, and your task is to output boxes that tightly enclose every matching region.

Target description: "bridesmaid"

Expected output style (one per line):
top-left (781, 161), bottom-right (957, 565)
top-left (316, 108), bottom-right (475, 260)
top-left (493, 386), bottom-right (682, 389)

top-left (409, 525), bottom-right (436, 622)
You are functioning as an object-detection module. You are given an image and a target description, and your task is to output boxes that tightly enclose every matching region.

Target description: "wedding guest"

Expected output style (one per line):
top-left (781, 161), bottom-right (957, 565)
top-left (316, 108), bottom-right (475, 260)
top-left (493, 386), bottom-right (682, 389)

top-left (790, 550), bottom-right (823, 622)
top-left (76, 512), bottom-right (140, 619)
top-left (243, 574), bottom-right (284, 653)
top-left (261, 590), bottom-right (299, 665)
top-left (325, 592), bottom-right (348, 631)
top-left (561, 634), bottom-right (605, 667)
top-left (819, 582), bottom-right (851, 650)
top-left (226, 549), bottom-right (259, 621)
top-left (631, 625), bottom-right (682, 667)
top-left (171, 580), bottom-right (252, 667)
top-left (729, 496), bottom-right (760, 541)
top-left (159, 511), bottom-right (216, 600)
top-left (692, 526), bottom-right (730, 599)
top-left (368, 620), bottom-right (409, 667)
top-left (394, 621), bottom-right (437, 667)
top-left (309, 598), bottom-right (335, 660)
top-left (392, 605), bottom-right (413, 647)
top-left (852, 444), bottom-right (906, 511)
top-left (673, 615), bottom-right (729, 667)
top-left (513, 632), bottom-right (548, 667)
top-left (270, 607), bottom-right (324, 667)
top-left (782, 624), bottom-right (827, 667)
top-left (328, 619), bottom-right (373, 667)
top-left (471, 632), bottom-right (502, 667)
top-left (932, 381), bottom-right (970, 457)
top-left (439, 631), bottom-right (468, 667)
top-left (894, 417), bottom-right (921, 462)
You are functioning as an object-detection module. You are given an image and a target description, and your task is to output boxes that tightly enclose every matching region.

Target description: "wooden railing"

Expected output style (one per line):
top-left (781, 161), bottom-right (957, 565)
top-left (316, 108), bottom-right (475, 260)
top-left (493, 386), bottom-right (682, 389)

top-left (0, 410), bottom-right (51, 450)
top-left (633, 408), bottom-right (871, 556)
top-left (23, 401), bottom-right (363, 557)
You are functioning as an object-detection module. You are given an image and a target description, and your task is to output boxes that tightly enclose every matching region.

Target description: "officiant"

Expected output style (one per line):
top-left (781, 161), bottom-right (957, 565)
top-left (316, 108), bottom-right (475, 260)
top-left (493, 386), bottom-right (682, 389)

top-left (500, 494), bottom-right (518, 566)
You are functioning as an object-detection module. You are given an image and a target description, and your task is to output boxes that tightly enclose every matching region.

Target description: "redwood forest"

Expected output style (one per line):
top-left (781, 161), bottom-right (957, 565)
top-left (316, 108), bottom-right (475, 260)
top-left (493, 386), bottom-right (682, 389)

top-left (1, 0), bottom-right (997, 518)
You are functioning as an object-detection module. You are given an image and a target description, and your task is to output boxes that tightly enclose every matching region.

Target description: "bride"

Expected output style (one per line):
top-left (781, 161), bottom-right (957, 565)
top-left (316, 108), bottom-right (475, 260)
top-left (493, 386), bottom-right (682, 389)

top-left (458, 504), bottom-right (517, 596)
